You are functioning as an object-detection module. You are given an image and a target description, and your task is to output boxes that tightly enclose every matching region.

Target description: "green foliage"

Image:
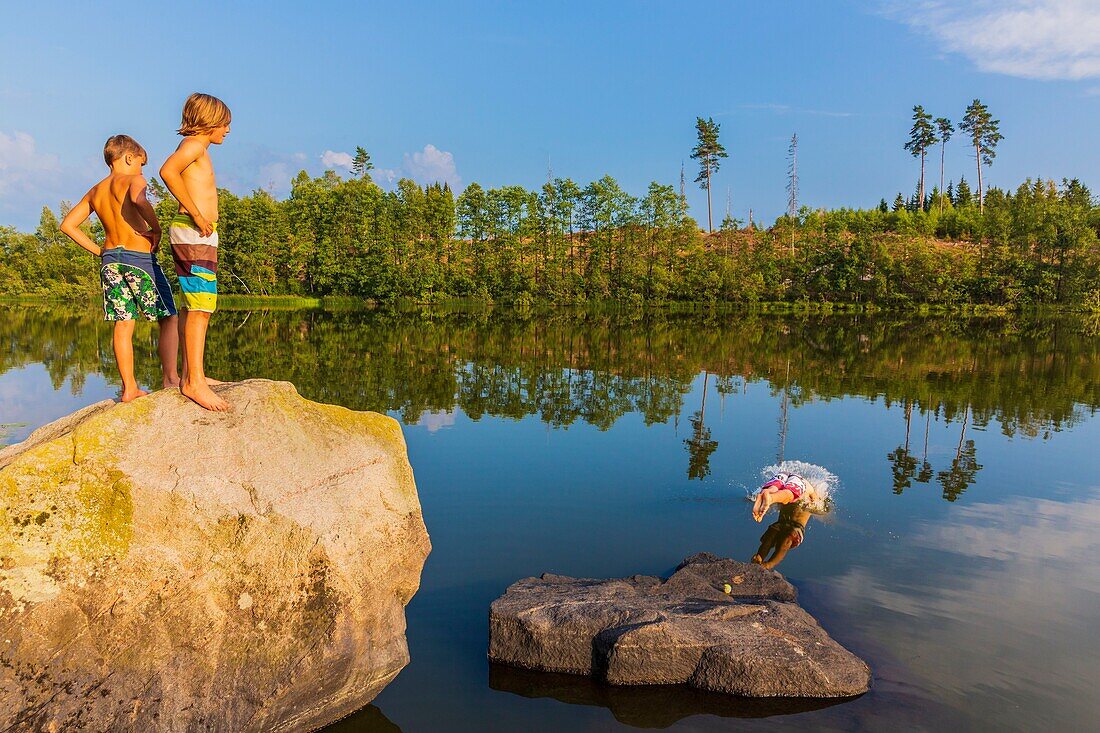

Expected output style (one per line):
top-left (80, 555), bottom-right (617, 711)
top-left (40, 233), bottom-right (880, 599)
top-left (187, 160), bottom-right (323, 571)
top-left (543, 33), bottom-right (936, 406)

top-left (3, 171), bottom-right (1096, 308)
top-left (960, 99), bottom-right (1003, 167)
top-left (904, 105), bottom-right (937, 159)
top-left (351, 146), bottom-right (373, 179)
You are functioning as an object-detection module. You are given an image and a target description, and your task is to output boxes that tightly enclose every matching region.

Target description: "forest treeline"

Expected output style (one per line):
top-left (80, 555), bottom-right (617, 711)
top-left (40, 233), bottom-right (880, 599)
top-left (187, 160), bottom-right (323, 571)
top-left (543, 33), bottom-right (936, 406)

top-left (2, 170), bottom-right (1098, 307)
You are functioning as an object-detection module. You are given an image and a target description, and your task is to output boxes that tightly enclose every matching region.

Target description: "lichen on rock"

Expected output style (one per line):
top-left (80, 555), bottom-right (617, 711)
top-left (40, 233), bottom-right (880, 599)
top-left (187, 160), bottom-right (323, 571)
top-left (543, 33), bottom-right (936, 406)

top-left (0, 380), bottom-right (430, 733)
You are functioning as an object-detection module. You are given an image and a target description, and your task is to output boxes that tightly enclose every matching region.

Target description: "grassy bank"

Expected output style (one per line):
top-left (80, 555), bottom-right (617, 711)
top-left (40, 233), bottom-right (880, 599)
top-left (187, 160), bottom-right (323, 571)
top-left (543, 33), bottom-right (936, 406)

top-left (4, 292), bottom-right (1089, 317)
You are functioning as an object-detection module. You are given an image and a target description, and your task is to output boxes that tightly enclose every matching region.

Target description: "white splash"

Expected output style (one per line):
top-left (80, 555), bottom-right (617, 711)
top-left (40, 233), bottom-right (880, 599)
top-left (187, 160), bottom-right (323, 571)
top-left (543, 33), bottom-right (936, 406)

top-left (749, 460), bottom-right (838, 513)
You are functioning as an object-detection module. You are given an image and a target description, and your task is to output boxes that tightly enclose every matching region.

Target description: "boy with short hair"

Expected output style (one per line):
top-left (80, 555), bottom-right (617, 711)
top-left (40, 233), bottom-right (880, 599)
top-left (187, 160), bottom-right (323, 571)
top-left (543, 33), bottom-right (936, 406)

top-left (61, 135), bottom-right (180, 402)
top-left (159, 92), bottom-right (232, 411)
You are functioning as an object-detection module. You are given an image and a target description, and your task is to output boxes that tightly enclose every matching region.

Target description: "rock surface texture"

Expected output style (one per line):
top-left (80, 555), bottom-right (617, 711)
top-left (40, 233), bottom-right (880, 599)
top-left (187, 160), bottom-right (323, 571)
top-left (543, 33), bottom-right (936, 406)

top-left (0, 380), bottom-right (431, 732)
top-left (489, 553), bottom-right (870, 699)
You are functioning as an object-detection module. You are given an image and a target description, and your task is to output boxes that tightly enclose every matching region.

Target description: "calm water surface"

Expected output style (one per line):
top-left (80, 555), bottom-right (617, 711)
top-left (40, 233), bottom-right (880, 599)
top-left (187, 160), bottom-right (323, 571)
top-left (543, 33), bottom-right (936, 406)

top-left (2, 306), bottom-right (1099, 732)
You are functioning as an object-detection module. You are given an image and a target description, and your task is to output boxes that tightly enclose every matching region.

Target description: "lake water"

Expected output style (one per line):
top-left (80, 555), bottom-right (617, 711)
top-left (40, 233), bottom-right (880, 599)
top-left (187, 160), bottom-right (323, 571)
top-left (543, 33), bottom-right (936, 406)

top-left (2, 305), bottom-right (1099, 732)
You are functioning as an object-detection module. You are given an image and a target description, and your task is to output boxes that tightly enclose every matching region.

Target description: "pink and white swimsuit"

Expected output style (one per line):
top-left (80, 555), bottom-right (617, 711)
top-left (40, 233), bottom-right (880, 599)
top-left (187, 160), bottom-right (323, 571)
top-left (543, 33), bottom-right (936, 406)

top-left (761, 472), bottom-right (806, 501)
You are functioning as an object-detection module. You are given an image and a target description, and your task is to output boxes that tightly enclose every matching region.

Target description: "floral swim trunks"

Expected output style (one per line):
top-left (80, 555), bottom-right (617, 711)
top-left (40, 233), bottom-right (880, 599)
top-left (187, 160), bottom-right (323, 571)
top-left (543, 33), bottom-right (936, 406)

top-left (100, 247), bottom-right (177, 321)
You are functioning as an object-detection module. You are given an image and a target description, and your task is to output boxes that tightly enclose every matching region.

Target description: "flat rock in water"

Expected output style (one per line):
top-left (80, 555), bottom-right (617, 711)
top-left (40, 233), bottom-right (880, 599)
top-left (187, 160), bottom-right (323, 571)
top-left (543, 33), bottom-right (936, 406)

top-left (0, 380), bottom-right (431, 732)
top-left (489, 552), bottom-right (870, 699)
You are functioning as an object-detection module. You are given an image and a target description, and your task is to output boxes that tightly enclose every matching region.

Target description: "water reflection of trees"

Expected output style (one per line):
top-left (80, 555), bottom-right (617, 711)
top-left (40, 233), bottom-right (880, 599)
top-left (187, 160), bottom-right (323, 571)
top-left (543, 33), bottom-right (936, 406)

top-left (3, 306), bottom-right (1096, 447)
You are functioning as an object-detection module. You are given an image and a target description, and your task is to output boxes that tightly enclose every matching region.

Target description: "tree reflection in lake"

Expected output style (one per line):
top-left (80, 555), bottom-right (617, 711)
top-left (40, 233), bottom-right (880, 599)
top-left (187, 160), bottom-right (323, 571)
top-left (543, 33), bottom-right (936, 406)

top-left (1, 305), bottom-right (1095, 501)
top-left (684, 371), bottom-right (718, 479)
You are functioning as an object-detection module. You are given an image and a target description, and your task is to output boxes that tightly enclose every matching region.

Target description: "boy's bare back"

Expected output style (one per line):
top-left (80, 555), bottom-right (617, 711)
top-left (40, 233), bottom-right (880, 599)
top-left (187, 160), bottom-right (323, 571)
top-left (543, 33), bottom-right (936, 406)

top-left (87, 173), bottom-right (157, 252)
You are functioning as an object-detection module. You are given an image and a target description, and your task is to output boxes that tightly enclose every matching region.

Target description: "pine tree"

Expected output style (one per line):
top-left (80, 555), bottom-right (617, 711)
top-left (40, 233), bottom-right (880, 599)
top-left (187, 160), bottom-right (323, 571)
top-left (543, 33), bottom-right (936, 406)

top-left (351, 146), bottom-right (374, 179)
top-left (878, 198), bottom-right (889, 213)
top-left (690, 117), bottom-right (728, 233)
top-left (904, 105), bottom-right (937, 211)
top-left (959, 100), bottom-right (1003, 213)
top-left (892, 193), bottom-right (905, 212)
top-left (955, 177), bottom-right (973, 208)
top-left (935, 117), bottom-right (953, 213)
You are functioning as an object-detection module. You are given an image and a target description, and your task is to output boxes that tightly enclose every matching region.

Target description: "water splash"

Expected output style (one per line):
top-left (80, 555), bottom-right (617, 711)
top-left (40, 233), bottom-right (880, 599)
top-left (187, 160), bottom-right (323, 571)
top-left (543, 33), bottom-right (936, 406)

top-left (747, 460), bottom-right (838, 514)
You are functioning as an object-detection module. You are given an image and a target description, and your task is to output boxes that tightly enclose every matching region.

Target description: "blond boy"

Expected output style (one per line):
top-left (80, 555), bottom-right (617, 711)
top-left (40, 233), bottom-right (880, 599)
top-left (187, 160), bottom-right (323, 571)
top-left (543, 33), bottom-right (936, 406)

top-left (60, 135), bottom-right (180, 402)
top-left (160, 92), bottom-right (231, 411)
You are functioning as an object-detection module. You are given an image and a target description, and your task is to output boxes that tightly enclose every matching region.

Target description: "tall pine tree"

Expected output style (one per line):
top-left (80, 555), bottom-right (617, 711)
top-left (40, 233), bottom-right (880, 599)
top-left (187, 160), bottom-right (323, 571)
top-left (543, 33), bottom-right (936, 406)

top-left (959, 100), bottom-right (1003, 213)
top-left (904, 105), bottom-right (937, 212)
top-left (351, 146), bottom-right (374, 179)
top-left (691, 117), bottom-right (728, 233)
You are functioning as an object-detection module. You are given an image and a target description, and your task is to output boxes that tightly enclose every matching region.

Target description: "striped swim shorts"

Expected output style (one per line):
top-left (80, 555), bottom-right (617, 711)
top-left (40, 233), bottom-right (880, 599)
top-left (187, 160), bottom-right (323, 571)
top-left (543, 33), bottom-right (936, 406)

top-left (169, 213), bottom-right (219, 313)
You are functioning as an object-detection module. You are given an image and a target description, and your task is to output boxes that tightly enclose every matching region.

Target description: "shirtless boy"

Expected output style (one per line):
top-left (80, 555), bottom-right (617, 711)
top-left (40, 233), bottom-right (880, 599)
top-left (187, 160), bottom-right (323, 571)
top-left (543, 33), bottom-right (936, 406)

top-left (60, 135), bottom-right (179, 402)
top-left (752, 471), bottom-right (818, 522)
top-left (160, 92), bottom-right (231, 411)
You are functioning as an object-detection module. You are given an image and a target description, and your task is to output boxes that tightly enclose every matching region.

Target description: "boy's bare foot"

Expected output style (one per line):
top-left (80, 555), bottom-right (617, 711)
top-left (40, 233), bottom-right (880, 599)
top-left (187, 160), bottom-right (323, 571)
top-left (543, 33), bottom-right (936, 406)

top-left (751, 553), bottom-right (763, 564)
top-left (755, 492), bottom-right (778, 521)
top-left (182, 370), bottom-right (224, 387)
top-left (121, 387), bottom-right (149, 403)
top-left (752, 493), bottom-right (767, 522)
top-left (181, 380), bottom-right (229, 411)
top-left (163, 376), bottom-right (181, 389)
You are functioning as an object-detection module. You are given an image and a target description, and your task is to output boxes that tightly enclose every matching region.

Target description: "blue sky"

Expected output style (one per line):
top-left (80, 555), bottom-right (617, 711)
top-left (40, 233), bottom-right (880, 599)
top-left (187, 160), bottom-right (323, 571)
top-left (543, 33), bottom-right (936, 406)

top-left (2, 0), bottom-right (1098, 231)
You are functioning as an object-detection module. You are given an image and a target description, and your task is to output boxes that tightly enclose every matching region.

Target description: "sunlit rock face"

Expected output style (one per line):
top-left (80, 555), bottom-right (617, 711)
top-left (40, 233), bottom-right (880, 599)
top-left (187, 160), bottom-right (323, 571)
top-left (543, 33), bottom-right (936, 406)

top-left (489, 553), bottom-right (870, 699)
top-left (0, 380), bottom-right (430, 732)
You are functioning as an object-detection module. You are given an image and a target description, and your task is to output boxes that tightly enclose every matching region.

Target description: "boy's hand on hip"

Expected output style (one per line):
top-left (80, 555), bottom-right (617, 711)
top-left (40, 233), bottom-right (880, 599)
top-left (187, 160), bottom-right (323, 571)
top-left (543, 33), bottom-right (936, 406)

top-left (193, 213), bottom-right (214, 237)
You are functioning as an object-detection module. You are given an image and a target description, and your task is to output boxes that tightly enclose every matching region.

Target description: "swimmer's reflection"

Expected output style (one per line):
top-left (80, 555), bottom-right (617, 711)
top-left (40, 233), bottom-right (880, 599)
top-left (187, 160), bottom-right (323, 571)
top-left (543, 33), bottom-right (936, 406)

top-left (750, 502), bottom-right (812, 570)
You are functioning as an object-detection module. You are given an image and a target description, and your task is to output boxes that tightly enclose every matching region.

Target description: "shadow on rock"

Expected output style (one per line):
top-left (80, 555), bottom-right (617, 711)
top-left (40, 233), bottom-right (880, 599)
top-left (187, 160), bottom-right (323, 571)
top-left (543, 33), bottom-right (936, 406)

top-left (489, 664), bottom-right (861, 728)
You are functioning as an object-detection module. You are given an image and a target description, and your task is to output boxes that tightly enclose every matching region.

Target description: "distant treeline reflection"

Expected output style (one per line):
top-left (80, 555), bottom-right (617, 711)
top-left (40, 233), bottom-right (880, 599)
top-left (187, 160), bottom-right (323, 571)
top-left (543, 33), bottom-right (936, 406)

top-left (6, 306), bottom-right (1096, 440)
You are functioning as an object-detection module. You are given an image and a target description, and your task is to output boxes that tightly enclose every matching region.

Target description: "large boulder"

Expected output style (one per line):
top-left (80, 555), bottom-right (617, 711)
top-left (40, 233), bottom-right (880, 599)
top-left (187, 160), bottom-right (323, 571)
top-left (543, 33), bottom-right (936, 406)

top-left (489, 553), bottom-right (870, 699)
top-left (0, 380), bottom-right (430, 732)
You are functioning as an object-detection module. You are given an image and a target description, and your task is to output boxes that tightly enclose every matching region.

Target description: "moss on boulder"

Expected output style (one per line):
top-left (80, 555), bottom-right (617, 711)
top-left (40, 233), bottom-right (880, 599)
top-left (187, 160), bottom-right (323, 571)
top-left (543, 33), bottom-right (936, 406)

top-left (0, 380), bottom-right (430, 732)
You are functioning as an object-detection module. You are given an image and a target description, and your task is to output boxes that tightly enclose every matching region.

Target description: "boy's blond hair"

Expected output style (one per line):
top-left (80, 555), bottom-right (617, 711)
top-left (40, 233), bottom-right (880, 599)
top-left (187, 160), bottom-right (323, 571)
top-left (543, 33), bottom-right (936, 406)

top-left (177, 92), bottom-right (232, 136)
top-left (103, 135), bottom-right (147, 166)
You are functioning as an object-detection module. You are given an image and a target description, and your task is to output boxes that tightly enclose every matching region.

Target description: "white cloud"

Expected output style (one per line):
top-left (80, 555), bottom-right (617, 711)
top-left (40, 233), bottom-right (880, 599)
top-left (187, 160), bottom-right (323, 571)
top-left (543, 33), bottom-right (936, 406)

top-left (890, 0), bottom-right (1100, 80)
top-left (403, 144), bottom-right (461, 188)
top-left (257, 162), bottom-right (292, 195)
top-left (320, 150), bottom-right (354, 169)
top-left (821, 489), bottom-right (1100, 729)
top-left (0, 130), bottom-right (68, 229)
top-left (0, 130), bottom-right (61, 198)
top-left (416, 410), bottom-right (456, 433)
top-left (373, 167), bottom-right (399, 185)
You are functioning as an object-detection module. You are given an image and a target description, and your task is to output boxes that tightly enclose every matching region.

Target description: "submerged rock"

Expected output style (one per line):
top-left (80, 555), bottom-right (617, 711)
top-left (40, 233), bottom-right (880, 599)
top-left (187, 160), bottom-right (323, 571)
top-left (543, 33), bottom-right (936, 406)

top-left (489, 553), bottom-right (870, 699)
top-left (0, 380), bottom-right (430, 732)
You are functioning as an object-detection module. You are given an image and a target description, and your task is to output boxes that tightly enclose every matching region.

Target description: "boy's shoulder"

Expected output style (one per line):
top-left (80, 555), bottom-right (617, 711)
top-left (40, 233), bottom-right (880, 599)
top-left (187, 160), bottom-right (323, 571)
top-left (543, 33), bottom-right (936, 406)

top-left (175, 136), bottom-right (208, 153)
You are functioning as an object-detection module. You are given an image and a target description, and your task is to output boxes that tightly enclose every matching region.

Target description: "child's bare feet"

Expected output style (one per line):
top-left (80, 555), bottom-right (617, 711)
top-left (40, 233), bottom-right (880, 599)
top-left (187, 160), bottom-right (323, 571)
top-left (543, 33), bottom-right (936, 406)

top-left (121, 387), bottom-right (149, 403)
top-left (752, 491), bottom-right (769, 522)
top-left (181, 380), bottom-right (229, 411)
